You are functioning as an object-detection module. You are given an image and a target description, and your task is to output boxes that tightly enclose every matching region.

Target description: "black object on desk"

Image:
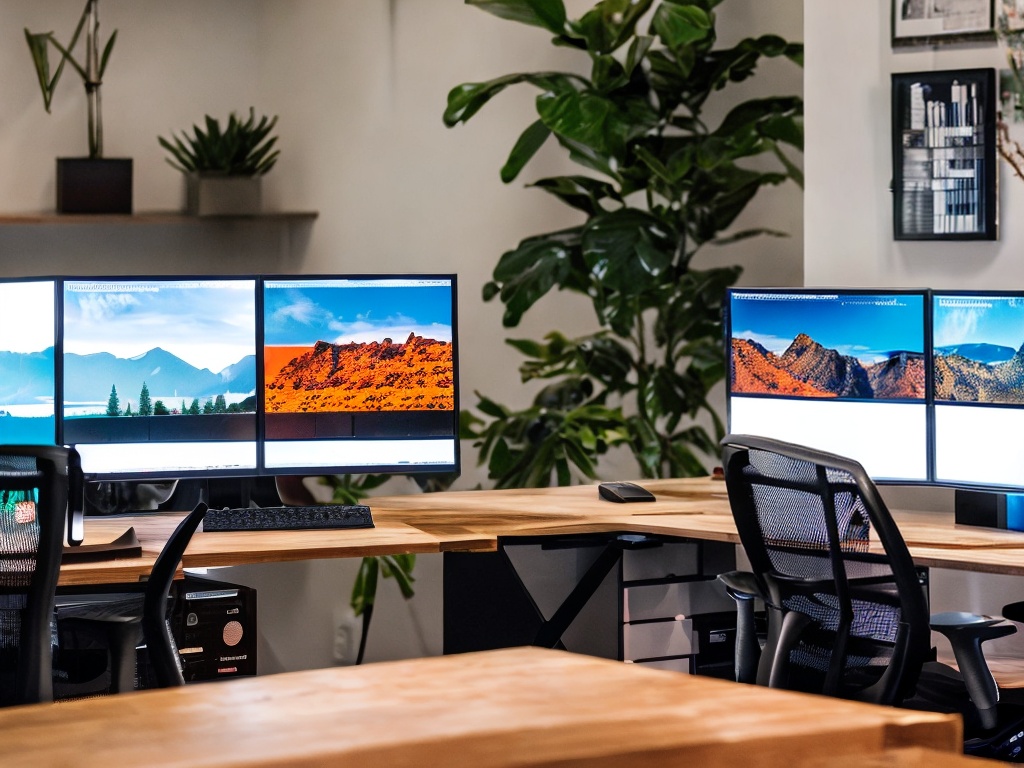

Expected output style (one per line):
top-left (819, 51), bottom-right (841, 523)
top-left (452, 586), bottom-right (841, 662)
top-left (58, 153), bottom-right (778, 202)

top-left (61, 527), bottom-right (142, 564)
top-left (598, 482), bottom-right (656, 503)
top-left (202, 504), bottom-right (374, 532)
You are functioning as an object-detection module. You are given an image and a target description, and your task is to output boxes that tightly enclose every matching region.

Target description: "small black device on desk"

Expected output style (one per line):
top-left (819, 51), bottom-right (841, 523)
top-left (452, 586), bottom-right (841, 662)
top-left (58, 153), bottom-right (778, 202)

top-left (598, 482), bottom-right (656, 503)
top-left (202, 504), bottom-right (374, 532)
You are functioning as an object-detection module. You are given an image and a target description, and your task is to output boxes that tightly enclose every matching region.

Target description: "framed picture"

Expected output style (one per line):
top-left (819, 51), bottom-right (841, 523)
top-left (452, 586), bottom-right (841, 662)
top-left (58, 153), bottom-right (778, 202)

top-left (891, 68), bottom-right (997, 241)
top-left (892, 0), bottom-right (995, 46)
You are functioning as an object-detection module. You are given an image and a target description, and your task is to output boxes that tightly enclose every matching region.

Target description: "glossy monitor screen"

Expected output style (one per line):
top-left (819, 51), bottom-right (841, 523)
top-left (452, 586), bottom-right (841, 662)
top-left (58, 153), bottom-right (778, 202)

top-left (60, 277), bottom-right (259, 479)
top-left (726, 288), bottom-right (928, 482)
top-left (0, 279), bottom-right (56, 445)
top-left (262, 275), bottom-right (459, 476)
top-left (932, 292), bottom-right (1024, 488)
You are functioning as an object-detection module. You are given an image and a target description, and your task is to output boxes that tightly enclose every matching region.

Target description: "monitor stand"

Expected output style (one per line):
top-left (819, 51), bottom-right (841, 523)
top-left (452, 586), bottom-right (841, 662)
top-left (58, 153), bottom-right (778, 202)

top-left (205, 476), bottom-right (283, 510)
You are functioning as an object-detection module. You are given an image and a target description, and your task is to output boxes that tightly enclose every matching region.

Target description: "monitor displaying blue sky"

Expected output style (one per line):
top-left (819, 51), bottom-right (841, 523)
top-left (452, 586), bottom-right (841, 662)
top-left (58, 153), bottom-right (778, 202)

top-left (63, 279), bottom-right (257, 372)
top-left (729, 291), bottom-right (925, 363)
top-left (264, 278), bottom-right (453, 346)
top-left (933, 294), bottom-right (1024, 350)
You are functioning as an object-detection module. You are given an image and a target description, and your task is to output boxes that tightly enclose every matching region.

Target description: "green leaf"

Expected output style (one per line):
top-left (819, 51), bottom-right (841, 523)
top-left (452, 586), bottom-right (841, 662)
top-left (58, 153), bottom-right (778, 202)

top-left (651, 3), bottom-right (713, 51)
top-left (492, 228), bottom-right (581, 326)
top-left (501, 119), bottom-right (551, 182)
top-left (444, 72), bottom-right (580, 127)
top-left (529, 175), bottom-right (621, 215)
top-left (99, 29), bottom-right (117, 78)
top-left (467, 0), bottom-right (567, 33)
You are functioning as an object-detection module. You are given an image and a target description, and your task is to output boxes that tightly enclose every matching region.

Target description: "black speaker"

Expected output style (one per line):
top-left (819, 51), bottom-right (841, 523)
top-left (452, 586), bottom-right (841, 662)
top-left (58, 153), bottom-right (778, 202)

top-left (170, 575), bottom-right (257, 682)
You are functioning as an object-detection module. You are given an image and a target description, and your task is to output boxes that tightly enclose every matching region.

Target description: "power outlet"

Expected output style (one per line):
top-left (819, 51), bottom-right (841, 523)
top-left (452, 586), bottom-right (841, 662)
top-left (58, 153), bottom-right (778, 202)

top-left (333, 609), bottom-right (362, 665)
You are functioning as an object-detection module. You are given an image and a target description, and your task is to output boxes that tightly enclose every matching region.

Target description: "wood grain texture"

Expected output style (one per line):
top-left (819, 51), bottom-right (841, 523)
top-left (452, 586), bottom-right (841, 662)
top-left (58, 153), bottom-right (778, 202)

top-left (1, 647), bottom-right (960, 768)
top-left (65, 476), bottom-right (1024, 580)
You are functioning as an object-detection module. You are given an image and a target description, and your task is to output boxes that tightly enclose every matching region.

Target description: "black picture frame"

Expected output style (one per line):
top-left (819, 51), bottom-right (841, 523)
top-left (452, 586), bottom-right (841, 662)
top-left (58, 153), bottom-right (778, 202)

top-left (891, 68), bottom-right (997, 241)
top-left (892, 0), bottom-right (995, 47)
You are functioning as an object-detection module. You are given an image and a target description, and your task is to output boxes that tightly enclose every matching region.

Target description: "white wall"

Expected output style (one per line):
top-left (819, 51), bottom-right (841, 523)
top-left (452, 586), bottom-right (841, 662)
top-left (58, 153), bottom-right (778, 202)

top-left (805, 0), bottom-right (1024, 649)
top-left (1, 0), bottom-right (803, 671)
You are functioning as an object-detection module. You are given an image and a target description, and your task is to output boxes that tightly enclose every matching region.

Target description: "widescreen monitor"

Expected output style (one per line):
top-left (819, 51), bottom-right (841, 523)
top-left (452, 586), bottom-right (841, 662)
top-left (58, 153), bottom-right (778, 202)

top-left (0, 279), bottom-right (56, 445)
top-left (60, 277), bottom-right (259, 479)
top-left (261, 275), bottom-right (459, 476)
top-left (726, 288), bottom-right (929, 482)
top-left (932, 292), bottom-right (1024, 488)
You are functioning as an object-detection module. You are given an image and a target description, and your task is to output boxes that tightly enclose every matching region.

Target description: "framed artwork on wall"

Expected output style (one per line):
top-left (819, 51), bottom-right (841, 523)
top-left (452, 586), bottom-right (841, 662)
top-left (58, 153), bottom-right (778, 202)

top-left (891, 68), bottom-right (997, 241)
top-left (892, 0), bottom-right (995, 46)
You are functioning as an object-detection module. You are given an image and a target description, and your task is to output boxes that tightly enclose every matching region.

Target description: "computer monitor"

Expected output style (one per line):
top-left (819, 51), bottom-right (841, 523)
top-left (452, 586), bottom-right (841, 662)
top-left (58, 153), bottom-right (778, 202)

top-left (0, 279), bottom-right (57, 445)
top-left (726, 288), bottom-right (928, 482)
top-left (59, 277), bottom-right (259, 480)
top-left (261, 275), bottom-right (459, 476)
top-left (932, 291), bottom-right (1024, 488)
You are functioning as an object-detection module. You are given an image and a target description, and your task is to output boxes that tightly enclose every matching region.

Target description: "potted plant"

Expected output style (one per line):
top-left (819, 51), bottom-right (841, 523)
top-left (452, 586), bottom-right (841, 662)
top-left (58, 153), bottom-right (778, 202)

top-left (25, 0), bottom-right (130, 214)
top-left (159, 109), bottom-right (280, 216)
top-left (445, 0), bottom-right (803, 486)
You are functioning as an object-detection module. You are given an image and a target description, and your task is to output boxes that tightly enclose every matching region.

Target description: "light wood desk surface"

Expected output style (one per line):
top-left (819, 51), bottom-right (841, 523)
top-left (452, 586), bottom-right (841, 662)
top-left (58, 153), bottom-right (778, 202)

top-left (63, 476), bottom-right (1024, 586)
top-left (0, 646), bottom-right (960, 767)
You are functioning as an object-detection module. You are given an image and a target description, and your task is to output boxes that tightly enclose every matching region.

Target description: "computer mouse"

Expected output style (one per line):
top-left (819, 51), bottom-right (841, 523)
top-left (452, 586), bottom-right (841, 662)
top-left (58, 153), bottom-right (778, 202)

top-left (598, 481), bottom-right (656, 503)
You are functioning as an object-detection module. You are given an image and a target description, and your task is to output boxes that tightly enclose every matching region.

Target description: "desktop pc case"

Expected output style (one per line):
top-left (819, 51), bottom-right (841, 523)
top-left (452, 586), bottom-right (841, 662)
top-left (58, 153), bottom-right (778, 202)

top-left (170, 574), bottom-right (257, 683)
top-left (54, 574), bottom-right (256, 696)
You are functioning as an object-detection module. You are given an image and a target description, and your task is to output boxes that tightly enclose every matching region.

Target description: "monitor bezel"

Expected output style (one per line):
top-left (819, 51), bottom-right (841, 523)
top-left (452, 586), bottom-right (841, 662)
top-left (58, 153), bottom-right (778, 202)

top-left (724, 286), bottom-right (932, 486)
top-left (58, 274), bottom-right (262, 482)
top-left (258, 272), bottom-right (461, 480)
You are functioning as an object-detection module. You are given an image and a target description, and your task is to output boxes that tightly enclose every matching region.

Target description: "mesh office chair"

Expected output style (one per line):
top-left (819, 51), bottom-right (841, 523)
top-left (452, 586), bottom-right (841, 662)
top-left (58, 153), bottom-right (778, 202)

top-left (58, 502), bottom-right (208, 693)
top-left (0, 445), bottom-right (77, 706)
top-left (719, 434), bottom-right (1024, 760)
top-left (143, 502), bottom-right (207, 688)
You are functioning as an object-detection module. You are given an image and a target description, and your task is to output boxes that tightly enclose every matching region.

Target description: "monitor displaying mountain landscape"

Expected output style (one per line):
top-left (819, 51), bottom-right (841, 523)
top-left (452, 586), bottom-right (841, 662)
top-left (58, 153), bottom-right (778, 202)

top-left (726, 289), bottom-right (929, 482)
top-left (60, 278), bottom-right (258, 478)
top-left (261, 276), bottom-right (459, 475)
top-left (0, 280), bottom-right (56, 445)
top-left (933, 292), bottom-right (1024, 487)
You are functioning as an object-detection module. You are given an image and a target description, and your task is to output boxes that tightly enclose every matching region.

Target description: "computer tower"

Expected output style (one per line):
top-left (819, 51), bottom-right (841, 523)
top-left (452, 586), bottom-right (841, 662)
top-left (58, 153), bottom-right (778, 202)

top-left (169, 574), bottom-right (257, 682)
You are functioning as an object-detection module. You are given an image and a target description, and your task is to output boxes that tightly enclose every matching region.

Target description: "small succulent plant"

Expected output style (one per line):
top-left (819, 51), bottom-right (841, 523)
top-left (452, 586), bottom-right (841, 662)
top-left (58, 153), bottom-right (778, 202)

top-left (159, 109), bottom-right (280, 176)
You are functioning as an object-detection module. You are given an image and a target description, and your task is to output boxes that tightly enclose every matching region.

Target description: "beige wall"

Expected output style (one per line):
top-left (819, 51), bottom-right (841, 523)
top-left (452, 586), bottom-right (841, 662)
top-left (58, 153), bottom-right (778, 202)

top-left (2, 0), bottom-right (803, 670)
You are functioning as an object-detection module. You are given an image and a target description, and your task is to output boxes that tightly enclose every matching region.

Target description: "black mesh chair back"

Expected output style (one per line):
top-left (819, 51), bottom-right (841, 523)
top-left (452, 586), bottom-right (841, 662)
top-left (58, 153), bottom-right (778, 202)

top-left (142, 503), bottom-right (207, 688)
top-left (0, 445), bottom-right (77, 706)
top-left (720, 434), bottom-right (931, 706)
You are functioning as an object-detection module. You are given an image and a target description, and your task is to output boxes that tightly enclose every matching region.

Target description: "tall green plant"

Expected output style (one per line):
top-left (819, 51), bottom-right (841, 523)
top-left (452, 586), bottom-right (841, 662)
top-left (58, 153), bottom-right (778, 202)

top-left (25, 0), bottom-right (117, 159)
top-left (445, 0), bottom-right (803, 486)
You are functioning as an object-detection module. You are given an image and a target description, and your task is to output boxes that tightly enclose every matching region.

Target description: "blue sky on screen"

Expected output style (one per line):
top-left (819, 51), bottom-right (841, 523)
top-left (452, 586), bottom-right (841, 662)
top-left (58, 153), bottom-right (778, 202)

top-left (63, 280), bottom-right (257, 372)
top-left (264, 282), bottom-right (453, 346)
top-left (933, 294), bottom-right (1024, 350)
top-left (730, 292), bottom-right (925, 363)
top-left (0, 281), bottom-right (55, 354)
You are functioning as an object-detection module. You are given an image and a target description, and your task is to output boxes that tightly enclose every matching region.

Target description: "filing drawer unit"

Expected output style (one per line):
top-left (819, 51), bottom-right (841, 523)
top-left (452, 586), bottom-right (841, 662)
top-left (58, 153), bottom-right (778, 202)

top-left (443, 534), bottom-right (738, 677)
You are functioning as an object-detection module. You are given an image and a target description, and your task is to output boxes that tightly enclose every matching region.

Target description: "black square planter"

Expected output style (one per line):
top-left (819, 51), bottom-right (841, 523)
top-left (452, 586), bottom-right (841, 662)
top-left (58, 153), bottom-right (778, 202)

top-left (56, 158), bottom-right (133, 214)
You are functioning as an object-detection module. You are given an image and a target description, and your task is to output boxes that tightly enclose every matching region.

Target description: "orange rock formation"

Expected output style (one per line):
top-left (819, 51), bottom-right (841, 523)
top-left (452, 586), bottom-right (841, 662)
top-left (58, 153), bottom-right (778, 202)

top-left (265, 333), bottom-right (454, 413)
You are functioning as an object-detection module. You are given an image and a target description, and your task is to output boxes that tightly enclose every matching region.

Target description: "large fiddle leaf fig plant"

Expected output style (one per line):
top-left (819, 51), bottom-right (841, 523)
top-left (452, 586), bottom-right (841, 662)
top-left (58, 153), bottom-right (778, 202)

top-left (445, 0), bottom-right (803, 486)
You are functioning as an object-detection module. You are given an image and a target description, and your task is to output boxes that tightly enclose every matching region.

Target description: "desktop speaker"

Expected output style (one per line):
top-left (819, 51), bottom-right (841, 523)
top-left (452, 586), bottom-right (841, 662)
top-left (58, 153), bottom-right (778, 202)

top-left (170, 575), bottom-right (257, 682)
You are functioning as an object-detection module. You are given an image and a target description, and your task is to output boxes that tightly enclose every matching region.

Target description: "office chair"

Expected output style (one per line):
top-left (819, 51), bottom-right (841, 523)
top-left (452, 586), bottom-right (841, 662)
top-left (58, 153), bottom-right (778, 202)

top-left (718, 434), bottom-right (1024, 760)
top-left (58, 502), bottom-right (208, 693)
top-left (143, 502), bottom-right (207, 687)
top-left (0, 445), bottom-right (78, 706)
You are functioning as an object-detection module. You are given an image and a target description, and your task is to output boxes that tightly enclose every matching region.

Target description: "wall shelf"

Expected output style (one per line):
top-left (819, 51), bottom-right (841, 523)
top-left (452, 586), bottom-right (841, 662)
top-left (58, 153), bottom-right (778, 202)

top-left (0, 211), bottom-right (318, 225)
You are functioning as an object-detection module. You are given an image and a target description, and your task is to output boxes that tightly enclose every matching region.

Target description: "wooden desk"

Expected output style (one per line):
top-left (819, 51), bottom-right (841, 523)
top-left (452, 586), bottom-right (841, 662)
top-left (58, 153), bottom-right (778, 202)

top-left (64, 477), bottom-right (1024, 585)
top-left (0, 647), bottom-right (961, 767)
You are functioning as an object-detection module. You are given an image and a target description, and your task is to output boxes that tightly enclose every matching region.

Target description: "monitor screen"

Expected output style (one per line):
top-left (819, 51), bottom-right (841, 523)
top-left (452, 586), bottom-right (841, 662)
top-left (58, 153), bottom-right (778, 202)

top-left (932, 292), bottom-right (1024, 488)
top-left (726, 288), bottom-right (928, 482)
top-left (0, 280), bottom-right (56, 445)
top-left (261, 275), bottom-right (459, 475)
top-left (60, 277), bottom-right (259, 479)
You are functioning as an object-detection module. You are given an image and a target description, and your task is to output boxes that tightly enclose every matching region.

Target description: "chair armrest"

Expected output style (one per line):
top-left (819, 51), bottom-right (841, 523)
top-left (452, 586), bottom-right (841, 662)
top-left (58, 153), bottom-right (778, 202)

top-left (931, 611), bottom-right (1016, 732)
top-left (717, 570), bottom-right (763, 684)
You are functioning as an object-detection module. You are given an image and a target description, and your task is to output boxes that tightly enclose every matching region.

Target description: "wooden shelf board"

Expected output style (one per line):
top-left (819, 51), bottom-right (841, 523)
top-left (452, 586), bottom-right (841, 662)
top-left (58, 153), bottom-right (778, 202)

top-left (0, 210), bottom-right (318, 225)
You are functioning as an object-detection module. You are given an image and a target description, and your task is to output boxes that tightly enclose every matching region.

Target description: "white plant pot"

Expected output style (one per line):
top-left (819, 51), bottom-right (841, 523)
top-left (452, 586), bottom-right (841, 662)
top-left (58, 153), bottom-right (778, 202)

top-left (186, 173), bottom-right (262, 216)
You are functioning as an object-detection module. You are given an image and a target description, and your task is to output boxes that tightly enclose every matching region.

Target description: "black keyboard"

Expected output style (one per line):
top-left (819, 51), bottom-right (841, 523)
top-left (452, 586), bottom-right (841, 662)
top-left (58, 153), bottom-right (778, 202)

top-left (203, 504), bottom-right (374, 532)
